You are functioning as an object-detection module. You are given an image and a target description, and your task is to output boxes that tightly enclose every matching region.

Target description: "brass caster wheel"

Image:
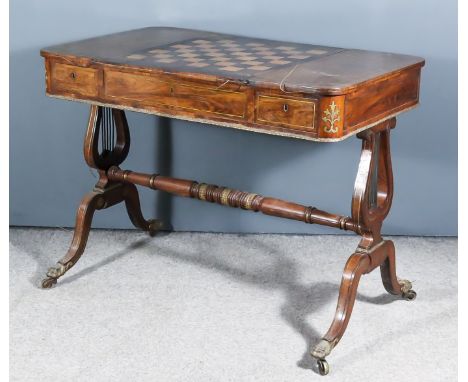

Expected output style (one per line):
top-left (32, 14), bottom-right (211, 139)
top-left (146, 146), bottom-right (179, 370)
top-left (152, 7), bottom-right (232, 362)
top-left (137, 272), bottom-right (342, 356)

top-left (402, 289), bottom-right (417, 301)
top-left (41, 277), bottom-right (57, 289)
top-left (317, 359), bottom-right (329, 376)
top-left (147, 219), bottom-right (163, 237)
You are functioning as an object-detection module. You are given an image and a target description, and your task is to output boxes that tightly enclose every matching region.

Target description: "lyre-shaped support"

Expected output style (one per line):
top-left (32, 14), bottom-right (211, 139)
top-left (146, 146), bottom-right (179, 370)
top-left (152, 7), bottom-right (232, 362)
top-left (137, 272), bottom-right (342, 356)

top-left (84, 105), bottom-right (130, 171)
top-left (352, 119), bottom-right (395, 249)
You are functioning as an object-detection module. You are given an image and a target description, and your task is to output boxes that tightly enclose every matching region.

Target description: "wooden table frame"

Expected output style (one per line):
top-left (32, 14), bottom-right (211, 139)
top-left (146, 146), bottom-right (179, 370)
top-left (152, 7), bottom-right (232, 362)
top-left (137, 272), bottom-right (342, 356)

top-left (39, 27), bottom-right (423, 376)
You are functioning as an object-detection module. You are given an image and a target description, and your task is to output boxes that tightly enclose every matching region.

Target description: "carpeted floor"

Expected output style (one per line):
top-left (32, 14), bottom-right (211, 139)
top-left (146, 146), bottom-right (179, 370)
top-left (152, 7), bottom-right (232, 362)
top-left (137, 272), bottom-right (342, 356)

top-left (9, 228), bottom-right (457, 382)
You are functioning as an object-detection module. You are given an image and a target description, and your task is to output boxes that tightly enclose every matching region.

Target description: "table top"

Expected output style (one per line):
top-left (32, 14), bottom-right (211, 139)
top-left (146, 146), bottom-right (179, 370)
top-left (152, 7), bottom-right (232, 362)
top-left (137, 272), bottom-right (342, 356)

top-left (41, 27), bottom-right (424, 142)
top-left (42, 27), bottom-right (424, 96)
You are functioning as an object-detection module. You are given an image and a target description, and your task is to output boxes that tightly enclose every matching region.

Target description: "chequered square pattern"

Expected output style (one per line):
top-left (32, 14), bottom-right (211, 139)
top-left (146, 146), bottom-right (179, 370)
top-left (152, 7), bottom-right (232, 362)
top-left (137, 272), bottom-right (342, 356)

top-left (126, 38), bottom-right (330, 75)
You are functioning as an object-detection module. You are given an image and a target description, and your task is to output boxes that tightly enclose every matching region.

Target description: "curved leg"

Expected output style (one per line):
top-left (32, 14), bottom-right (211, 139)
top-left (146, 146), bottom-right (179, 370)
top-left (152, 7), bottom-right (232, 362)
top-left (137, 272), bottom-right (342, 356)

top-left (123, 183), bottom-right (163, 236)
top-left (311, 251), bottom-right (370, 371)
top-left (41, 191), bottom-right (104, 288)
top-left (380, 240), bottom-right (417, 300)
top-left (42, 106), bottom-right (166, 289)
top-left (310, 240), bottom-right (416, 375)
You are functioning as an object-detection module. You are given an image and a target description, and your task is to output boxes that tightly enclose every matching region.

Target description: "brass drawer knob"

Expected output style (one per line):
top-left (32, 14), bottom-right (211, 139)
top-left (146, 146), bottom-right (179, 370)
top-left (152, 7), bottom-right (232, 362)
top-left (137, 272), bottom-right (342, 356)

top-left (283, 103), bottom-right (289, 112)
top-left (70, 72), bottom-right (76, 80)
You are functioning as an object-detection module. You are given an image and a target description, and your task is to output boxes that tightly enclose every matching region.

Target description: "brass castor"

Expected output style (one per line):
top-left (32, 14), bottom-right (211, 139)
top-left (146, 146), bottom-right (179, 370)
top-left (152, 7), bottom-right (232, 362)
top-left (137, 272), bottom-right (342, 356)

top-left (402, 289), bottom-right (417, 301)
top-left (41, 277), bottom-right (57, 289)
top-left (317, 359), bottom-right (329, 376)
top-left (147, 219), bottom-right (163, 237)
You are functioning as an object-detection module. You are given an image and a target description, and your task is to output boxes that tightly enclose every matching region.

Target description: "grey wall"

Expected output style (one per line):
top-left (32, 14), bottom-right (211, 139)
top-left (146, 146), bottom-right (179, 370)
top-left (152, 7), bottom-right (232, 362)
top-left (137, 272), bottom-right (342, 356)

top-left (10, 0), bottom-right (457, 235)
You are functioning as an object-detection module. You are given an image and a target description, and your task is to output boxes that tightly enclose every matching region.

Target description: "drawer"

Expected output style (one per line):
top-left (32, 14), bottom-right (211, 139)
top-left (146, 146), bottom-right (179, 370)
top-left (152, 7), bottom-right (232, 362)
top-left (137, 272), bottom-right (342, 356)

top-left (255, 95), bottom-right (316, 131)
top-left (104, 70), bottom-right (247, 118)
top-left (50, 62), bottom-right (99, 97)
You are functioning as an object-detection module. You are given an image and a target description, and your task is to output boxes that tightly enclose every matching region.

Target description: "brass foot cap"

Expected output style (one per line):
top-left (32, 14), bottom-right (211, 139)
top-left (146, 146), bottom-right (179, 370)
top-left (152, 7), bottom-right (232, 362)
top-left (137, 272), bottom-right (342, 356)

top-left (311, 339), bottom-right (333, 359)
top-left (148, 219), bottom-right (163, 236)
top-left (398, 279), bottom-right (416, 300)
top-left (397, 278), bottom-right (412, 293)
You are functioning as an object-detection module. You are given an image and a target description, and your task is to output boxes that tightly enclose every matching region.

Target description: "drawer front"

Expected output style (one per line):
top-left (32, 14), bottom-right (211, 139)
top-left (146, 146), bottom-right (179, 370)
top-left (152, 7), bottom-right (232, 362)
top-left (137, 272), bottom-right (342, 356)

top-left (104, 70), bottom-right (247, 118)
top-left (50, 62), bottom-right (99, 97)
top-left (255, 95), bottom-right (316, 131)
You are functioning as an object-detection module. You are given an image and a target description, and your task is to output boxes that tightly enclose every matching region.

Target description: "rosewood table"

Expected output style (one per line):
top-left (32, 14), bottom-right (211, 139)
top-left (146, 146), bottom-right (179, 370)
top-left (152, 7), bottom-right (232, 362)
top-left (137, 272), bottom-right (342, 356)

top-left (40, 27), bottom-right (424, 375)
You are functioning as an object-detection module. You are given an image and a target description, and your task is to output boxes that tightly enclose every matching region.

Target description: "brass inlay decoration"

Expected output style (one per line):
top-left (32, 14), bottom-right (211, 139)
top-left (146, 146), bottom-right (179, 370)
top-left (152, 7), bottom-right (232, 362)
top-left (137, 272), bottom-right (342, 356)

top-left (322, 101), bottom-right (341, 134)
top-left (198, 183), bottom-right (208, 200)
top-left (220, 188), bottom-right (232, 206)
top-left (243, 193), bottom-right (259, 210)
top-left (188, 181), bottom-right (262, 211)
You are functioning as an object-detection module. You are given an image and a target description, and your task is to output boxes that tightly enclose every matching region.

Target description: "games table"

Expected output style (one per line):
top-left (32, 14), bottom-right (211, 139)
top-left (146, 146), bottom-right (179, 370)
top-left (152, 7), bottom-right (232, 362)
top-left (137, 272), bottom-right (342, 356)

top-left (40, 27), bottom-right (424, 375)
